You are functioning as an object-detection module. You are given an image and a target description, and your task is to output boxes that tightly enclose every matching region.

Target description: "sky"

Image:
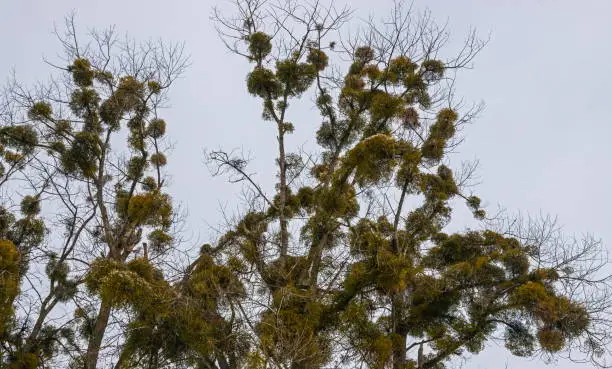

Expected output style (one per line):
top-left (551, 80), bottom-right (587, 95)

top-left (1, 1), bottom-right (611, 368)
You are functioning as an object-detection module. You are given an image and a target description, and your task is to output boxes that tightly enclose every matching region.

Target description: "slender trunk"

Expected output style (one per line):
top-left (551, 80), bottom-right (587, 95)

top-left (392, 178), bottom-right (411, 368)
top-left (25, 295), bottom-right (57, 349)
top-left (85, 128), bottom-right (117, 369)
top-left (306, 231), bottom-right (329, 289)
top-left (391, 178), bottom-right (410, 257)
top-left (277, 123), bottom-right (289, 258)
top-left (391, 294), bottom-right (408, 369)
top-left (85, 299), bottom-right (113, 369)
top-left (417, 343), bottom-right (424, 368)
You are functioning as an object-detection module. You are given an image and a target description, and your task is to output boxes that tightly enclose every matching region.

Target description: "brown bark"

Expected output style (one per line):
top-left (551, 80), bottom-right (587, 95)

top-left (85, 299), bottom-right (113, 369)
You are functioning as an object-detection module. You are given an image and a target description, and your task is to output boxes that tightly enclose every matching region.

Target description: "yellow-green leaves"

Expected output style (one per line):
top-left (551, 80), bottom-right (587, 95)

top-left (20, 196), bottom-right (40, 216)
top-left (419, 165), bottom-right (458, 202)
top-left (60, 131), bottom-right (101, 178)
top-left (466, 195), bottom-right (486, 219)
top-left (422, 108), bottom-right (458, 163)
top-left (0, 240), bottom-right (19, 335)
top-left (258, 283), bottom-right (331, 369)
top-left (99, 76), bottom-right (146, 130)
top-left (0, 125), bottom-right (39, 155)
top-left (511, 281), bottom-right (549, 307)
top-left (509, 281), bottom-right (590, 352)
top-left (69, 88), bottom-right (101, 118)
top-left (127, 156), bottom-right (148, 180)
top-left (247, 32), bottom-right (273, 62)
top-left (85, 257), bottom-right (166, 309)
top-left (537, 327), bottom-right (565, 352)
top-left (147, 229), bottom-right (173, 251)
top-left (275, 59), bottom-right (317, 96)
top-left (387, 56), bottom-right (417, 83)
top-left (147, 118), bottom-right (166, 138)
top-left (150, 152), bottom-right (167, 167)
top-left (68, 58), bottom-right (95, 87)
top-left (147, 80), bottom-right (162, 94)
top-left (247, 67), bottom-right (280, 98)
top-left (340, 134), bottom-right (398, 186)
top-left (421, 59), bottom-right (445, 83)
top-left (125, 192), bottom-right (173, 227)
top-left (369, 92), bottom-right (404, 122)
top-left (27, 101), bottom-right (53, 121)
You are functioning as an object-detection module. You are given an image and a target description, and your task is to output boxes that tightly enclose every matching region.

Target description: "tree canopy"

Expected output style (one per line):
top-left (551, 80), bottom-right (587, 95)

top-left (0, 2), bottom-right (611, 369)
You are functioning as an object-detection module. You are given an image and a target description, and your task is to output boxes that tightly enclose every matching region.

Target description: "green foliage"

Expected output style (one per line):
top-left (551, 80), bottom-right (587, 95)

top-left (54, 119), bottom-right (72, 136)
top-left (19, 196), bottom-right (40, 216)
top-left (147, 80), bottom-right (162, 94)
top-left (0, 240), bottom-right (20, 336)
top-left (0, 125), bottom-right (39, 155)
top-left (537, 327), bottom-right (565, 352)
top-left (0, 32), bottom-right (179, 367)
top-left (68, 58), bottom-right (95, 87)
top-left (247, 32), bottom-right (273, 61)
top-left (0, 8), bottom-right (604, 369)
top-left (99, 76), bottom-right (146, 131)
top-left (127, 156), bottom-right (148, 180)
top-left (307, 48), bottom-right (329, 71)
top-left (275, 60), bottom-right (317, 96)
top-left (148, 229), bottom-right (173, 251)
top-left (27, 102), bottom-right (53, 121)
top-left (257, 284), bottom-right (331, 369)
top-left (147, 118), bottom-right (166, 138)
top-left (247, 67), bottom-right (281, 98)
top-left (150, 152), bottom-right (167, 167)
top-left (422, 108), bottom-right (458, 162)
top-left (504, 324), bottom-right (535, 356)
top-left (421, 59), bottom-right (445, 83)
top-left (354, 46), bottom-right (375, 64)
top-left (69, 88), bottom-right (101, 118)
top-left (7, 352), bottom-right (39, 369)
top-left (114, 254), bottom-right (248, 366)
top-left (369, 92), bottom-right (404, 122)
top-left (387, 56), bottom-right (418, 82)
top-left (141, 176), bottom-right (158, 191)
top-left (60, 131), bottom-right (101, 178)
top-left (224, 14), bottom-right (602, 365)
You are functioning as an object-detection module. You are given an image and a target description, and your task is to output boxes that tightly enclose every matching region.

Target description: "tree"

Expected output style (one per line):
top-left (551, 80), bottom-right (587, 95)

top-left (0, 16), bottom-right (201, 369)
top-left (0, 2), bottom-right (610, 369)
top-left (208, 0), bottom-right (612, 368)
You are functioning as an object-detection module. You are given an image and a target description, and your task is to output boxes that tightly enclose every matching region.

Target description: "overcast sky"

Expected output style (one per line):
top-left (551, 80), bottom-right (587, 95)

top-left (2, 1), bottom-right (611, 368)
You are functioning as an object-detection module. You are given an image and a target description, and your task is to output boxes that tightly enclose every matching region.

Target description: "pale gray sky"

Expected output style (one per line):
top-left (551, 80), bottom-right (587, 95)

top-left (2, 1), bottom-right (611, 368)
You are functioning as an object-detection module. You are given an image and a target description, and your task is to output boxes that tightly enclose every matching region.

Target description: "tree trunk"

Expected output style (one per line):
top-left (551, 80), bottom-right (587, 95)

top-left (391, 179), bottom-right (411, 368)
top-left (392, 333), bottom-right (407, 369)
top-left (24, 295), bottom-right (58, 351)
top-left (85, 299), bottom-right (113, 369)
top-left (392, 294), bottom-right (408, 369)
top-left (277, 123), bottom-right (289, 258)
